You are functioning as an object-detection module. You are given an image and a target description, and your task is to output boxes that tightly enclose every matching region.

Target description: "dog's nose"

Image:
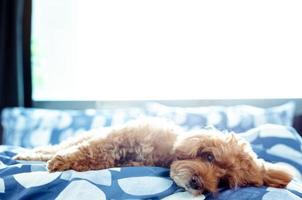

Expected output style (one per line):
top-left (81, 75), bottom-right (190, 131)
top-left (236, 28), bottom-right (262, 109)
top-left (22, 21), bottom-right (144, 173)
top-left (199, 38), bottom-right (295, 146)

top-left (189, 176), bottom-right (203, 190)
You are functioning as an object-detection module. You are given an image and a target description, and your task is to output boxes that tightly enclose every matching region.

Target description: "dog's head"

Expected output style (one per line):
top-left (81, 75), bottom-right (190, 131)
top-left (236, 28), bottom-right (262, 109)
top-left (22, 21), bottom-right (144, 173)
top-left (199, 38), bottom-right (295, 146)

top-left (170, 130), bottom-right (292, 196)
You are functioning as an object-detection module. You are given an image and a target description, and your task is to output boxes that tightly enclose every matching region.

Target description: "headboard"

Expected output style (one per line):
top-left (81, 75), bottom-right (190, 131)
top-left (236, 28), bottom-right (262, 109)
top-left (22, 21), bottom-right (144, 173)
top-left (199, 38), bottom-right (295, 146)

top-left (294, 115), bottom-right (302, 136)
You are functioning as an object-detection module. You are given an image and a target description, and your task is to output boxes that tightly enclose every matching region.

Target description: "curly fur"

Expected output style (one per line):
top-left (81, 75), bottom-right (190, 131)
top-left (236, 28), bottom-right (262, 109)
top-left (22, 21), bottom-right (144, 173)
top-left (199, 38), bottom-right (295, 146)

top-left (14, 119), bottom-right (292, 196)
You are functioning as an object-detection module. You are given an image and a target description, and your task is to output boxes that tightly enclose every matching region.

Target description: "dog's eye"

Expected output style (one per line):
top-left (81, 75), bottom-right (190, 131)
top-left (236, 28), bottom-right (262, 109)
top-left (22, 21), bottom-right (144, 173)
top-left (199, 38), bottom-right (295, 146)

top-left (200, 152), bottom-right (215, 162)
top-left (206, 153), bottom-right (214, 162)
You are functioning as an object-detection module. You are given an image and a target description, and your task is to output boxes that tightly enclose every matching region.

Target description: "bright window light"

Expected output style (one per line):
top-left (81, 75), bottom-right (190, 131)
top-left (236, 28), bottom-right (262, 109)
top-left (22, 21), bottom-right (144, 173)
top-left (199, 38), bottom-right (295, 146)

top-left (31, 0), bottom-right (302, 101)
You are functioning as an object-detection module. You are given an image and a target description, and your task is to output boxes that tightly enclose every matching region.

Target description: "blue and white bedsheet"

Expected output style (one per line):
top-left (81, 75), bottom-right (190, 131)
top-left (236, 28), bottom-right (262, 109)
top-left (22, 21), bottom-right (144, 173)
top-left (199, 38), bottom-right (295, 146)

top-left (1, 123), bottom-right (302, 199)
top-left (0, 146), bottom-right (178, 199)
top-left (0, 146), bottom-right (301, 200)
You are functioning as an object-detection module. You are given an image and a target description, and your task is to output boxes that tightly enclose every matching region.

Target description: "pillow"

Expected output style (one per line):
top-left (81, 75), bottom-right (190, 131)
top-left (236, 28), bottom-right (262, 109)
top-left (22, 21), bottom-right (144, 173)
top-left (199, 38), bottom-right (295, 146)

top-left (0, 102), bottom-right (296, 148)
top-left (1, 107), bottom-right (145, 148)
top-left (240, 124), bottom-right (302, 178)
top-left (145, 102), bottom-right (295, 132)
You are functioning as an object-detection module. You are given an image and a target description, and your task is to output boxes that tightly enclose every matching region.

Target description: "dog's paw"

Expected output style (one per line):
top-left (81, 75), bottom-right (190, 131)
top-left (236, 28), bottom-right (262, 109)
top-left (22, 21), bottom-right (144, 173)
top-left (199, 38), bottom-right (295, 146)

top-left (47, 154), bottom-right (70, 172)
top-left (13, 152), bottom-right (36, 161)
top-left (12, 154), bottom-right (22, 160)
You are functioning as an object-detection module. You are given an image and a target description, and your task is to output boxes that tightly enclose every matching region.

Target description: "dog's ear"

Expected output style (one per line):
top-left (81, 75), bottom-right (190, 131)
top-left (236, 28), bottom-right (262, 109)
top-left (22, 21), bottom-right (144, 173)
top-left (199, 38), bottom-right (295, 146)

top-left (262, 163), bottom-right (293, 188)
top-left (224, 159), bottom-right (264, 188)
top-left (225, 161), bottom-right (293, 189)
top-left (222, 134), bottom-right (264, 188)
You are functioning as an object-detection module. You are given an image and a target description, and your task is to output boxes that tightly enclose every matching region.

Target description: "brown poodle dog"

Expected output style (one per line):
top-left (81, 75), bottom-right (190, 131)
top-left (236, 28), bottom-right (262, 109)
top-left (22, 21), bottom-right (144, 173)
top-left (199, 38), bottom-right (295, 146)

top-left (13, 119), bottom-right (292, 196)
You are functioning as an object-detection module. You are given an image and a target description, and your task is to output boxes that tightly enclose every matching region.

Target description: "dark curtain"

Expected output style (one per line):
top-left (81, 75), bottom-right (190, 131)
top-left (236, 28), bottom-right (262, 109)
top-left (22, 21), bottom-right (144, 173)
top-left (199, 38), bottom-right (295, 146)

top-left (0, 0), bottom-right (32, 143)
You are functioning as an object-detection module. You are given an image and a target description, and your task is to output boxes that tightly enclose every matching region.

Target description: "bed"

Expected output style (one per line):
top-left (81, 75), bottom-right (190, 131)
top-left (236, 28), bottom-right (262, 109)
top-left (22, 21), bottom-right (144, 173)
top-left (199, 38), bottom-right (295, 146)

top-left (0, 102), bottom-right (302, 200)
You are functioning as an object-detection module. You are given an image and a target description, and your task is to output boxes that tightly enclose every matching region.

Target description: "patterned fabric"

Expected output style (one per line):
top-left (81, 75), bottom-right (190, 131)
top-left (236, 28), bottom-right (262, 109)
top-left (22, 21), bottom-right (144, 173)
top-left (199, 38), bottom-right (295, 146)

top-left (0, 147), bottom-right (178, 199)
top-left (0, 145), bottom-right (301, 200)
top-left (241, 124), bottom-right (302, 177)
top-left (146, 102), bottom-right (295, 132)
top-left (165, 185), bottom-right (302, 200)
top-left (1, 102), bottom-right (296, 148)
top-left (0, 125), bottom-right (302, 199)
top-left (1, 107), bottom-right (145, 148)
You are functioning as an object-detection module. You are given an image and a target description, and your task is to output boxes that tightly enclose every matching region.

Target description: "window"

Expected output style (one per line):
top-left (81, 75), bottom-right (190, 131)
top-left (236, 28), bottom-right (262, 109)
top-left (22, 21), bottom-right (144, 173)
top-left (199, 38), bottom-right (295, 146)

top-left (31, 0), bottom-right (302, 101)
